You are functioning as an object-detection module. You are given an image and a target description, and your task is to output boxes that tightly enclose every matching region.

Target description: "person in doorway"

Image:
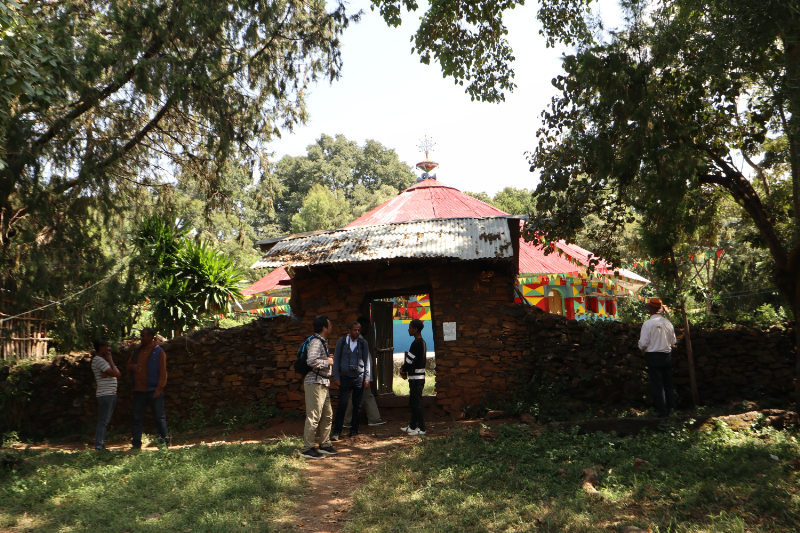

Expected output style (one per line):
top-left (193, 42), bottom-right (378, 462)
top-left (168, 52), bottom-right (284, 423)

top-left (91, 338), bottom-right (121, 450)
top-left (331, 321), bottom-right (372, 440)
top-left (301, 315), bottom-right (338, 459)
top-left (127, 328), bottom-right (170, 449)
top-left (638, 298), bottom-right (678, 418)
top-left (343, 316), bottom-right (386, 428)
top-left (400, 319), bottom-right (427, 436)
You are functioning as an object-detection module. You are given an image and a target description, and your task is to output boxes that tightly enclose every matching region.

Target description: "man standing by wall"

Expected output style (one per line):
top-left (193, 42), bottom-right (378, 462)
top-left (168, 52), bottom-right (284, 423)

top-left (343, 316), bottom-right (385, 428)
top-left (332, 321), bottom-right (372, 440)
top-left (400, 319), bottom-right (427, 436)
top-left (127, 328), bottom-right (169, 449)
top-left (638, 298), bottom-right (678, 418)
top-left (91, 338), bottom-right (120, 450)
top-left (301, 315), bottom-right (338, 459)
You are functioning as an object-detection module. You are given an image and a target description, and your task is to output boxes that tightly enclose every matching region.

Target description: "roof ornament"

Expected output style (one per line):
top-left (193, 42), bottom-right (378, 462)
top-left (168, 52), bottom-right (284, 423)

top-left (415, 136), bottom-right (439, 182)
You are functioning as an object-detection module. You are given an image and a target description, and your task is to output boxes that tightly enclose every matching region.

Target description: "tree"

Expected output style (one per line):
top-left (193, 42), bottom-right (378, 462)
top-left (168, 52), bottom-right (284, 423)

top-left (523, 0), bottom-right (800, 403)
top-left (1, 0), bottom-right (355, 315)
top-left (271, 134), bottom-right (416, 231)
top-left (465, 187), bottom-right (535, 215)
top-left (371, 0), bottom-right (593, 102)
top-left (290, 184), bottom-right (353, 233)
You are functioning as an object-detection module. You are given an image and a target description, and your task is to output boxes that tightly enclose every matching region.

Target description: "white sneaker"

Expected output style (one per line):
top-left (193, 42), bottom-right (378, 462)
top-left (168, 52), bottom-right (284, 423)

top-left (407, 429), bottom-right (426, 436)
top-left (400, 426), bottom-right (413, 433)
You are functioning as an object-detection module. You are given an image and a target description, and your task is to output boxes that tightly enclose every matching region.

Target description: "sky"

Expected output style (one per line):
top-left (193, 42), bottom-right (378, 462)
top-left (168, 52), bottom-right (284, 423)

top-left (266, 0), bottom-right (625, 196)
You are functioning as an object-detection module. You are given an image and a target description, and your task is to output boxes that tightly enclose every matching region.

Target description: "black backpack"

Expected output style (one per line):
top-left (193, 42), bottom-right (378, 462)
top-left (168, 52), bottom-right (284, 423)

top-left (294, 336), bottom-right (322, 377)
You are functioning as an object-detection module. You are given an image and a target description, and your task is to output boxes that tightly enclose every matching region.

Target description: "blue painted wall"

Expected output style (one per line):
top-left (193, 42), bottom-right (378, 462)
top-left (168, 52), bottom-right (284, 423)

top-left (392, 321), bottom-right (435, 353)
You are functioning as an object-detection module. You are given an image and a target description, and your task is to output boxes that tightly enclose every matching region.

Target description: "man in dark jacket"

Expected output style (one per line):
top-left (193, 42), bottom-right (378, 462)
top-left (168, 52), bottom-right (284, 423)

top-left (331, 321), bottom-right (372, 440)
top-left (400, 319), bottom-right (427, 436)
top-left (126, 327), bottom-right (169, 449)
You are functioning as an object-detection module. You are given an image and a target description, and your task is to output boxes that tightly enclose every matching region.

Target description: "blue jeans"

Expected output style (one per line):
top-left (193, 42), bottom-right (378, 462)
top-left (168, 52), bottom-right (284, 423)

top-left (95, 394), bottom-right (116, 450)
top-left (333, 375), bottom-right (365, 435)
top-left (131, 391), bottom-right (170, 448)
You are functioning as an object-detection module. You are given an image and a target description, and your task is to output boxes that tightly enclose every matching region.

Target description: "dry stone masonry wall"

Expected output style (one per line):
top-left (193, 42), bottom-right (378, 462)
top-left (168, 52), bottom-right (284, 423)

top-left (1, 261), bottom-right (796, 437)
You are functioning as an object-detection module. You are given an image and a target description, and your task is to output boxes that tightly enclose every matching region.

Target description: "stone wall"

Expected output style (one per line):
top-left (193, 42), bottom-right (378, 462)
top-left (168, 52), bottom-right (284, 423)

top-left (525, 313), bottom-right (797, 406)
top-left (1, 258), bottom-right (796, 437)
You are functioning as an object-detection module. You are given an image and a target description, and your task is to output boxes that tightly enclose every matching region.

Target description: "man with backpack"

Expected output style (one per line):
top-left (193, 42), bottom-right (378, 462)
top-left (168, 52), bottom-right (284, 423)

top-left (300, 315), bottom-right (338, 459)
top-left (331, 321), bottom-right (372, 441)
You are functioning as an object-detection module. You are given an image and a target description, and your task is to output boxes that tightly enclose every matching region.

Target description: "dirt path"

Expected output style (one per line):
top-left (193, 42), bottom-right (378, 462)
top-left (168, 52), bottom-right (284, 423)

top-left (293, 428), bottom-right (423, 532)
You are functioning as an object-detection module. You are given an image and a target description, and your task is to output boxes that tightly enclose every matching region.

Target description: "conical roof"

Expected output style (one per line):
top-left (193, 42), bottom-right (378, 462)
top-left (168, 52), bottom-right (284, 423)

top-left (345, 178), bottom-right (579, 273)
top-left (345, 179), bottom-right (507, 227)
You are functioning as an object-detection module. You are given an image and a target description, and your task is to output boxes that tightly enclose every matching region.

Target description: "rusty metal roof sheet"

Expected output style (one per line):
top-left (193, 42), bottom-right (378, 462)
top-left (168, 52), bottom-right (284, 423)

top-left (251, 217), bottom-right (515, 269)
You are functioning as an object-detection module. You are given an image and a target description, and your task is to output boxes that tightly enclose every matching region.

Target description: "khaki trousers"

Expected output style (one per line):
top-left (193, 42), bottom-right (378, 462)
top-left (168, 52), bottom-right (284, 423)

top-left (344, 385), bottom-right (381, 424)
top-left (303, 383), bottom-right (332, 451)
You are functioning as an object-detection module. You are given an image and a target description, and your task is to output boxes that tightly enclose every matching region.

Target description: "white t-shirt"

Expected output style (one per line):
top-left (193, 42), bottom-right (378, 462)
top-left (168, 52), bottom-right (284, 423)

top-left (348, 338), bottom-right (358, 352)
top-left (638, 314), bottom-right (677, 353)
top-left (91, 356), bottom-right (118, 397)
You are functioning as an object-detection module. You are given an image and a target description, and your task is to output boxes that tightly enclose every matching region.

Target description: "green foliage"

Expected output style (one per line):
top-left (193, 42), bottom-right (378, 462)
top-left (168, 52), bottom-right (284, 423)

top-left (0, 362), bottom-right (32, 433)
top-left (526, 0), bottom-right (800, 319)
top-left (272, 134), bottom-right (415, 232)
top-left (0, 441), bottom-right (304, 532)
top-left (350, 424), bottom-right (800, 532)
top-left (392, 371), bottom-right (436, 397)
top-left (465, 187), bottom-right (536, 215)
top-left (1, 0), bottom-right (355, 333)
top-left (133, 215), bottom-right (246, 336)
top-left (290, 184), bottom-right (353, 233)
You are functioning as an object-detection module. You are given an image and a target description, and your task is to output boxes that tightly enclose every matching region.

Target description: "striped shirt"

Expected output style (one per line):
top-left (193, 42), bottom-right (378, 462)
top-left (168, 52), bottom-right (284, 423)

top-left (91, 355), bottom-right (117, 397)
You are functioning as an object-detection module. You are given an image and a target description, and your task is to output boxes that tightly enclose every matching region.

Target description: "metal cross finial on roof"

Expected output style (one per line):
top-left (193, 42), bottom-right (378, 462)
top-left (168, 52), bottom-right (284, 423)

top-left (417, 136), bottom-right (436, 159)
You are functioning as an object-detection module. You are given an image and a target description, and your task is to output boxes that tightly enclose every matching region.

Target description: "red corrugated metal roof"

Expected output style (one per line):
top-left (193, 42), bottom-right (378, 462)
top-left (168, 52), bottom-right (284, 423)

top-left (242, 267), bottom-right (290, 296)
top-left (519, 239), bottom-right (581, 274)
top-left (345, 179), bottom-right (507, 227)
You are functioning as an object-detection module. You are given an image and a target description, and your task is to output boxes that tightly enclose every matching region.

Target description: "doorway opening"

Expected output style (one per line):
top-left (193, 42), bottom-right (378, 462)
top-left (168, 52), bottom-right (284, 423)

top-left (368, 293), bottom-right (436, 398)
top-left (547, 289), bottom-right (564, 316)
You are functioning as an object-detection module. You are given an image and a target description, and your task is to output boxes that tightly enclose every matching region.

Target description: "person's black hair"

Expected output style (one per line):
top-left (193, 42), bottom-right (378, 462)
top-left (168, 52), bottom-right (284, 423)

top-left (93, 338), bottom-right (110, 351)
top-left (410, 319), bottom-right (424, 332)
top-left (313, 315), bottom-right (330, 333)
top-left (141, 327), bottom-right (156, 337)
top-left (348, 320), bottom-right (361, 329)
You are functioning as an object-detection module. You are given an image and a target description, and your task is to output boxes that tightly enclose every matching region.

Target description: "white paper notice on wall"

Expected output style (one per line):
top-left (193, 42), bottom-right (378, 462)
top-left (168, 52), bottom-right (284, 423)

top-left (443, 322), bottom-right (457, 341)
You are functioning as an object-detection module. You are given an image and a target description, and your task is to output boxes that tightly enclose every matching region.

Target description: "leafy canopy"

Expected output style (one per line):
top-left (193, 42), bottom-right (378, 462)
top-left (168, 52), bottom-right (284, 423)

top-left (0, 0), bottom-right (355, 316)
top-left (270, 134), bottom-right (416, 232)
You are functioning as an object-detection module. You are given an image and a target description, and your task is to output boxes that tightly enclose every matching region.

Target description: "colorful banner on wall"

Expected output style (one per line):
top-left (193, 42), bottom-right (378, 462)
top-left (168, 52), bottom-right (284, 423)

top-left (393, 295), bottom-right (431, 322)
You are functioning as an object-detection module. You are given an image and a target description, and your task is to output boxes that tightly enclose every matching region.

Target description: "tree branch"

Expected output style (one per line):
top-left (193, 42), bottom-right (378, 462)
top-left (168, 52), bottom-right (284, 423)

top-left (697, 145), bottom-right (788, 268)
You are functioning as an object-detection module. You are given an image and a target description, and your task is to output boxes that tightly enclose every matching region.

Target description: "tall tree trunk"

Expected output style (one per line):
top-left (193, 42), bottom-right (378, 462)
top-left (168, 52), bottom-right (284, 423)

top-left (681, 298), bottom-right (699, 406)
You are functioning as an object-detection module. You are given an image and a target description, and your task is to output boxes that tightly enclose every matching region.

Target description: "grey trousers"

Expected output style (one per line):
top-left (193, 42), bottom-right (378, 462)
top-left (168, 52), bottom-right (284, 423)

top-left (344, 385), bottom-right (381, 424)
top-left (303, 383), bottom-right (332, 452)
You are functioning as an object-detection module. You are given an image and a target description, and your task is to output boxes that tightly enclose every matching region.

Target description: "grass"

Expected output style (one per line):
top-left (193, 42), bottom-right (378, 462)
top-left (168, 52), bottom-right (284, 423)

top-left (0, 438), bottom-right (305, 532)
top-left (392, 371), bottom-right (436, 396)
top-left (347, 421), bottom-right (800, 532)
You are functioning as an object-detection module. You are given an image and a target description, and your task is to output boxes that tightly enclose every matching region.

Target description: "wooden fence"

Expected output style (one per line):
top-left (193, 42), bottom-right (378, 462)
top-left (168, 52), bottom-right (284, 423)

top-left (0, 313), bottom-right (53, 360)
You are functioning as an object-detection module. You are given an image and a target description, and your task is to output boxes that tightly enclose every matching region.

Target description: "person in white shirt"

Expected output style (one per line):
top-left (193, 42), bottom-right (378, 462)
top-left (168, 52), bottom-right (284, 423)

top-left (638, 298), bottom-right (678, 417)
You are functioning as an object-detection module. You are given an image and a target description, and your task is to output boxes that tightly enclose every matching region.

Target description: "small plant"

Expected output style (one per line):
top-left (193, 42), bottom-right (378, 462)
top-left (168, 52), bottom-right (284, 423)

top-left (0, 362), bottom-right (34, 433)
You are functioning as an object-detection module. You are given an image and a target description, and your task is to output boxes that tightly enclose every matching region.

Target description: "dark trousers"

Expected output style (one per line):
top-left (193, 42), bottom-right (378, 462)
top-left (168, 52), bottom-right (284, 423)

top-left (334, 375), bottom-right (364, 436)
top-left (95, 394), bottom-right (116, 450)
top-left (409, 379), bottom-right (426, 431)
top-left (131, 391), bottom-right (169, 448)
top-left (646, 352), bottom-right (675, 417)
